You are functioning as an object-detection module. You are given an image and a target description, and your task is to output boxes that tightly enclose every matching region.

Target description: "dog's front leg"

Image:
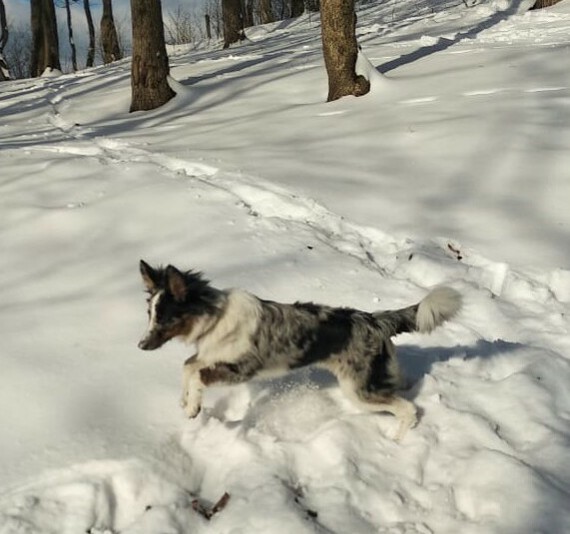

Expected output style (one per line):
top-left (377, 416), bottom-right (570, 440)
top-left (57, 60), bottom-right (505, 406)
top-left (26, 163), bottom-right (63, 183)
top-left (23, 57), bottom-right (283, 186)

top-left (181, 357), bottom-right (206, 418)
top-left (200, 360), bottom-right (259, 386)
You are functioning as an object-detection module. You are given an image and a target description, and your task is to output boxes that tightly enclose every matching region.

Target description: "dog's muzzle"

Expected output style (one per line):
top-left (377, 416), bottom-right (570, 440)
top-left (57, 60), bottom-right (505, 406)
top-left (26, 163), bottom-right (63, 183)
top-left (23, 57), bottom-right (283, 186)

top-left (138, 331), bottom-right (163, 351)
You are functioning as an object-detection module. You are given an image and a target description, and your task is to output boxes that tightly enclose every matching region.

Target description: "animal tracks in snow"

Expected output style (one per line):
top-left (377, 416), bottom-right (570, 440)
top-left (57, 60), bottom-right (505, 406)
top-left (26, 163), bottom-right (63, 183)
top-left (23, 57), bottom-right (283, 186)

top-left (25, 96), bottom-right (402, 280)
top-left (16, 74), bottom-right (569, 307)
top-left (25, 108), bottom-right (569, 308)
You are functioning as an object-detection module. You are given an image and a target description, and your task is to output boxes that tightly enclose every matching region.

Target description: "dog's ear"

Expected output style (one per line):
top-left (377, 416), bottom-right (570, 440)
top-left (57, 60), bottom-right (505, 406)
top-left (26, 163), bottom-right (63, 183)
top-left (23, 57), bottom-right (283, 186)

top-left (140, 260), bottom-right (159, 292)
top-left (166, 265), bottom-right (187, 302)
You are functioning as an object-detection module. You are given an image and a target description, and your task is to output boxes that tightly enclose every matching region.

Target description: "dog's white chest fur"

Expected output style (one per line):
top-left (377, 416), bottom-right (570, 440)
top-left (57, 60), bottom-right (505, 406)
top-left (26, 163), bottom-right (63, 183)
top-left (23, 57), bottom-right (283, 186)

top-left (194, 290), bottom-right (261, 365)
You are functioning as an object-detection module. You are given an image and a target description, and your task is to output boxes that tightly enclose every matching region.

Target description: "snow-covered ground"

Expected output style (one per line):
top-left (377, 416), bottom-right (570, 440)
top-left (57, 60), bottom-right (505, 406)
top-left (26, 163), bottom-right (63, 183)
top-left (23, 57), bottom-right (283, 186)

top-left (1, 0), bottom-right (569, 532)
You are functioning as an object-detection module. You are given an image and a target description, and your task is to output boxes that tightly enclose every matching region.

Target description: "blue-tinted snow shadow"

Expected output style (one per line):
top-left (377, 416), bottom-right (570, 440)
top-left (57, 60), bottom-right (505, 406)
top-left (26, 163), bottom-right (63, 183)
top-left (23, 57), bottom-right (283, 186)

top-left (398, 338), bottom-right (524, 385)
top-left (378, 0), bottom-right (526, 74)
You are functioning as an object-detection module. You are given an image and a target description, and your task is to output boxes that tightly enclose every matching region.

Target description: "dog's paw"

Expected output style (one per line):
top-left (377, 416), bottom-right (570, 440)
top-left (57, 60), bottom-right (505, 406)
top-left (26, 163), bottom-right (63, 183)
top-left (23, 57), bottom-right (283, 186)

top-left (184, 403), bottom-right (202, 419)
top-left (394, 411), bottom-right (418, 442)
top-left (180, 386), bottom-right (192, 409)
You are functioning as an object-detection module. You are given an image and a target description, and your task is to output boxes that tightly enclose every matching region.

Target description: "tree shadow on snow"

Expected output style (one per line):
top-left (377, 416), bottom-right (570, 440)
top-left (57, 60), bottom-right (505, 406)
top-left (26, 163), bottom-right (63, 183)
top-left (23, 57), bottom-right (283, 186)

top-left (378, 0), bottom-right (527, 74)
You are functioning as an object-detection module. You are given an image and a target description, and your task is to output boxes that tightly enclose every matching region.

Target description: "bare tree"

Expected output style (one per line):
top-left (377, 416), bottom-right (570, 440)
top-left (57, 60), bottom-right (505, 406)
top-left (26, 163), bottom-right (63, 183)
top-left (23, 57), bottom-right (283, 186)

top-left (291, 0), bottom-right (304, 18)
top-left (530, 0), bottom-right (562, 7)
top-left (0, 0), bottom-right (9, 80)
top-left (130, 0), bottom-right (175, 112)
top-left (83, 0), bottom-right (95, 67)
top-left (31, 0), bottom-right (61, 77)
top-left (306, 0), bottom-right (319, 12)
top-left (320, 0), bottom-right (369, 101)
top-left (243, 0), bottom-right (254, 27)
top-left (60, 0), bottom-right (78, 71)
top-left (203, 0), bottom-right (223, 39)
top-left (222, 0), bottom-right (244, 48)
top-left (205, 13), bottom-right (212, 39)
top-left (3, 24), bottom-right (31, 79)
top-left (259, 0), bottom-right (274, 24)
top-left (101, 0), bottom-right (122, 63)
top-left (165, 5), bottom-right (195, 45)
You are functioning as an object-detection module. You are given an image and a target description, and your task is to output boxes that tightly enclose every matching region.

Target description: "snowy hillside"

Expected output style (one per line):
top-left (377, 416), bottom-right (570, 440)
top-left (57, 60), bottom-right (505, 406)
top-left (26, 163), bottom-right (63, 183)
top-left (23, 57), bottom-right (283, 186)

top-left (1, 0), bottom-right (570, 532)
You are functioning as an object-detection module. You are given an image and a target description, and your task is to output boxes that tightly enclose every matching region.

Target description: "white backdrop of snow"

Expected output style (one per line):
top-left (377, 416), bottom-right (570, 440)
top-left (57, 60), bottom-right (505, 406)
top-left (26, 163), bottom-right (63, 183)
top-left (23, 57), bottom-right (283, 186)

top-left (1, 0), bottom-right (569, 533)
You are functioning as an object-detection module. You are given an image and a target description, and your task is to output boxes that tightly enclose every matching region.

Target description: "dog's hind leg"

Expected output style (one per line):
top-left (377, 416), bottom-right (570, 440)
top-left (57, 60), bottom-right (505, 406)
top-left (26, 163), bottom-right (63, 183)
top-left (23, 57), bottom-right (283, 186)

top-left (336, 369), bottom-right (417, 441)
top-left (356, 391), bottom-right (417, 441)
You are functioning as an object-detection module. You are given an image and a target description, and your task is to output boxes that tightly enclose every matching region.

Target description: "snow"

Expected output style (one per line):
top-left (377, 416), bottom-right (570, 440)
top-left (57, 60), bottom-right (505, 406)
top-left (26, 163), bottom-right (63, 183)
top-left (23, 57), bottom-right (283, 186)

top-left (1, 0), bottom-right (570, 532)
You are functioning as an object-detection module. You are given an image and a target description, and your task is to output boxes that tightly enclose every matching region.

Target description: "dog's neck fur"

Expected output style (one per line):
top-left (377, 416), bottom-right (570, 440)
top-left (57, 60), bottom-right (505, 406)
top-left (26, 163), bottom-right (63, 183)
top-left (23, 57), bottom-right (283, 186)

top-left (189, 290), bottom-right (261, 365)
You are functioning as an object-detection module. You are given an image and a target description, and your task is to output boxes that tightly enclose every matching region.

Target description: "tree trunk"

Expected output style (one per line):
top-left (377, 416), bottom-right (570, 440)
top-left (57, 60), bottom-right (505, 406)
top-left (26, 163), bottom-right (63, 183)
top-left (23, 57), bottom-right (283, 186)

top-left (222, 0), bottom-right (244, 49)
top-left (101, 0), bottom-right (122, 63)
top-left (30, 0), bottom-right (61, 77)
top-left (0, 52), bottom-right (7, 81)
top-left (0, 0), bottom-right (9, 81)
top-left (291, 0), bottom-right (304, 18)
top-left (84, 0), bottom-right (96, 68)
top-left (243, 0), bottom-right (254, 27)
top-left (530, 0), bottom-right (562, 8)
top-left (205, 14), bottom-right (212, 39)
top-left (130, 0), bottom-right (175, 112)
top-left (64, 0), bottom-right (77, 71)
top-left (306, 0), bottom-right (319, 12)
top-left (260, 0), bottom-right (274, 24)
top-left (320, 0), bottom-right (369, 102)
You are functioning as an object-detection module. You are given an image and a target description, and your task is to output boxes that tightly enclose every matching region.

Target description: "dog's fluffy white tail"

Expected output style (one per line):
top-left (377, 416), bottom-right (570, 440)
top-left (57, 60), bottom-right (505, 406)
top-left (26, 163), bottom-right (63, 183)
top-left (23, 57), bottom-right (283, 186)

top-left (416, 287), bottom-right (462, 333)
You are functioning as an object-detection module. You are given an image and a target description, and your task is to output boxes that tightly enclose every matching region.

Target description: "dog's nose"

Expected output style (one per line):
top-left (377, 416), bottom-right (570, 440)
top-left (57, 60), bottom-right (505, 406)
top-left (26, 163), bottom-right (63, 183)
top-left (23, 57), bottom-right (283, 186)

top-left (139, 333), bottom-right (161, 350)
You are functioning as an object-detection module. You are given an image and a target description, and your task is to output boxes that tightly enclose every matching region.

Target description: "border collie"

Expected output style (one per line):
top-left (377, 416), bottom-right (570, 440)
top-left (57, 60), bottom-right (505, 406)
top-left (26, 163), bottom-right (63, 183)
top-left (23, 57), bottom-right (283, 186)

top-left (138, 260), bottom-right (461, 439)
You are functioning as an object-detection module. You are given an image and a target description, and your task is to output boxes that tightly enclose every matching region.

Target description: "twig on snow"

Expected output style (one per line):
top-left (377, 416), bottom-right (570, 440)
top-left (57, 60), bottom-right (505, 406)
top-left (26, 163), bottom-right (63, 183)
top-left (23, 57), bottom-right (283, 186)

top-left (191, 492), bottom-right (231, 520)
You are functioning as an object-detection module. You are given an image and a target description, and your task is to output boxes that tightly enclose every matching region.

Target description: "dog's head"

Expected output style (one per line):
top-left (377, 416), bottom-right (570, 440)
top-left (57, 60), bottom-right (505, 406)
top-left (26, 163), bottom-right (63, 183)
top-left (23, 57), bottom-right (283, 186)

top-left (138, 260), bottom-right (222, 351)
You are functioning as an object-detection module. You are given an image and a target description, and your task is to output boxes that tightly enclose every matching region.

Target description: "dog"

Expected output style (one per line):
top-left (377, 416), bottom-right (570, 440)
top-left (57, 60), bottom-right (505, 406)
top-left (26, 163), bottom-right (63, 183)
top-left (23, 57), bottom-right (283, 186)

top-left (138, 260), bottom-right (461, 439)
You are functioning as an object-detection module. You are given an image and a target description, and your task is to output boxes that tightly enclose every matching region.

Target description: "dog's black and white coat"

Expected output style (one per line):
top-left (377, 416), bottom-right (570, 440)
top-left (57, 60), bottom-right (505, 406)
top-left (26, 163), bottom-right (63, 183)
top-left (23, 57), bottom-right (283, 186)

top-left (138, 260), bottom-right (461, 439)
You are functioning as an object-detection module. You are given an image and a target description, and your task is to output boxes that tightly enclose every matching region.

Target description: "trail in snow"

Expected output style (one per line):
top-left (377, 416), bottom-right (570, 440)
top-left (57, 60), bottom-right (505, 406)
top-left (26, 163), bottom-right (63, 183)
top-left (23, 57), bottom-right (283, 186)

top-left (10, 69), bottom-right (570, 309)
top-left (19, 102), bottom-right (570, 315)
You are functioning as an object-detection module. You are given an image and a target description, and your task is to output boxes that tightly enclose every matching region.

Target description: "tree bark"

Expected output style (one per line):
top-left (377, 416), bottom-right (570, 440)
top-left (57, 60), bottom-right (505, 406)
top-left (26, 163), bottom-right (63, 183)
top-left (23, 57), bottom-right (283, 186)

top-left (260, 0), bottom-right (274, 24)
top-left (64, 0), bottom-right (77, 71)
top-left (0, 0), bottom-right (9, 81)
top-left (530, 0), bottom-right (562, 8)
top-left (84, 0), bottom-right (96, 68)
top-left (222, 0), bottom-right (244, 49)
top-left (291, 0), bottom-right (304, 18)
top-left (30, 0), bottom-right (61, 77)
top-left (243, 0), bottom-right (254, 28)
top-left (320, 0), bottom-right (369, 102)
top-left (306, 0), bottom-right (320, 12)
top-left (101, 0), bottom-right (122, 63)
top-left (205, 14), bottom-right (212, 39)
top-left (130, 0), bottom-right (175, 112)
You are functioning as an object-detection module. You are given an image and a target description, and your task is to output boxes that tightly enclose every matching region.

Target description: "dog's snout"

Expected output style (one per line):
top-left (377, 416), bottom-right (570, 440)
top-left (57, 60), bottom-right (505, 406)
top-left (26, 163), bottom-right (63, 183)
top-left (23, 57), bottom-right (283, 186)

top-left (138, 333), bottom-right (161, 351)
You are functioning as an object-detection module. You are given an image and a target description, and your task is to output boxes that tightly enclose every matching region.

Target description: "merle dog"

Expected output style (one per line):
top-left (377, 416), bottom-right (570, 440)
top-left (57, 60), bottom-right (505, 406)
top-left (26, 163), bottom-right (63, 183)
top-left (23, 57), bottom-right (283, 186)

top-left (138, 260), bottom-right (461, 439)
